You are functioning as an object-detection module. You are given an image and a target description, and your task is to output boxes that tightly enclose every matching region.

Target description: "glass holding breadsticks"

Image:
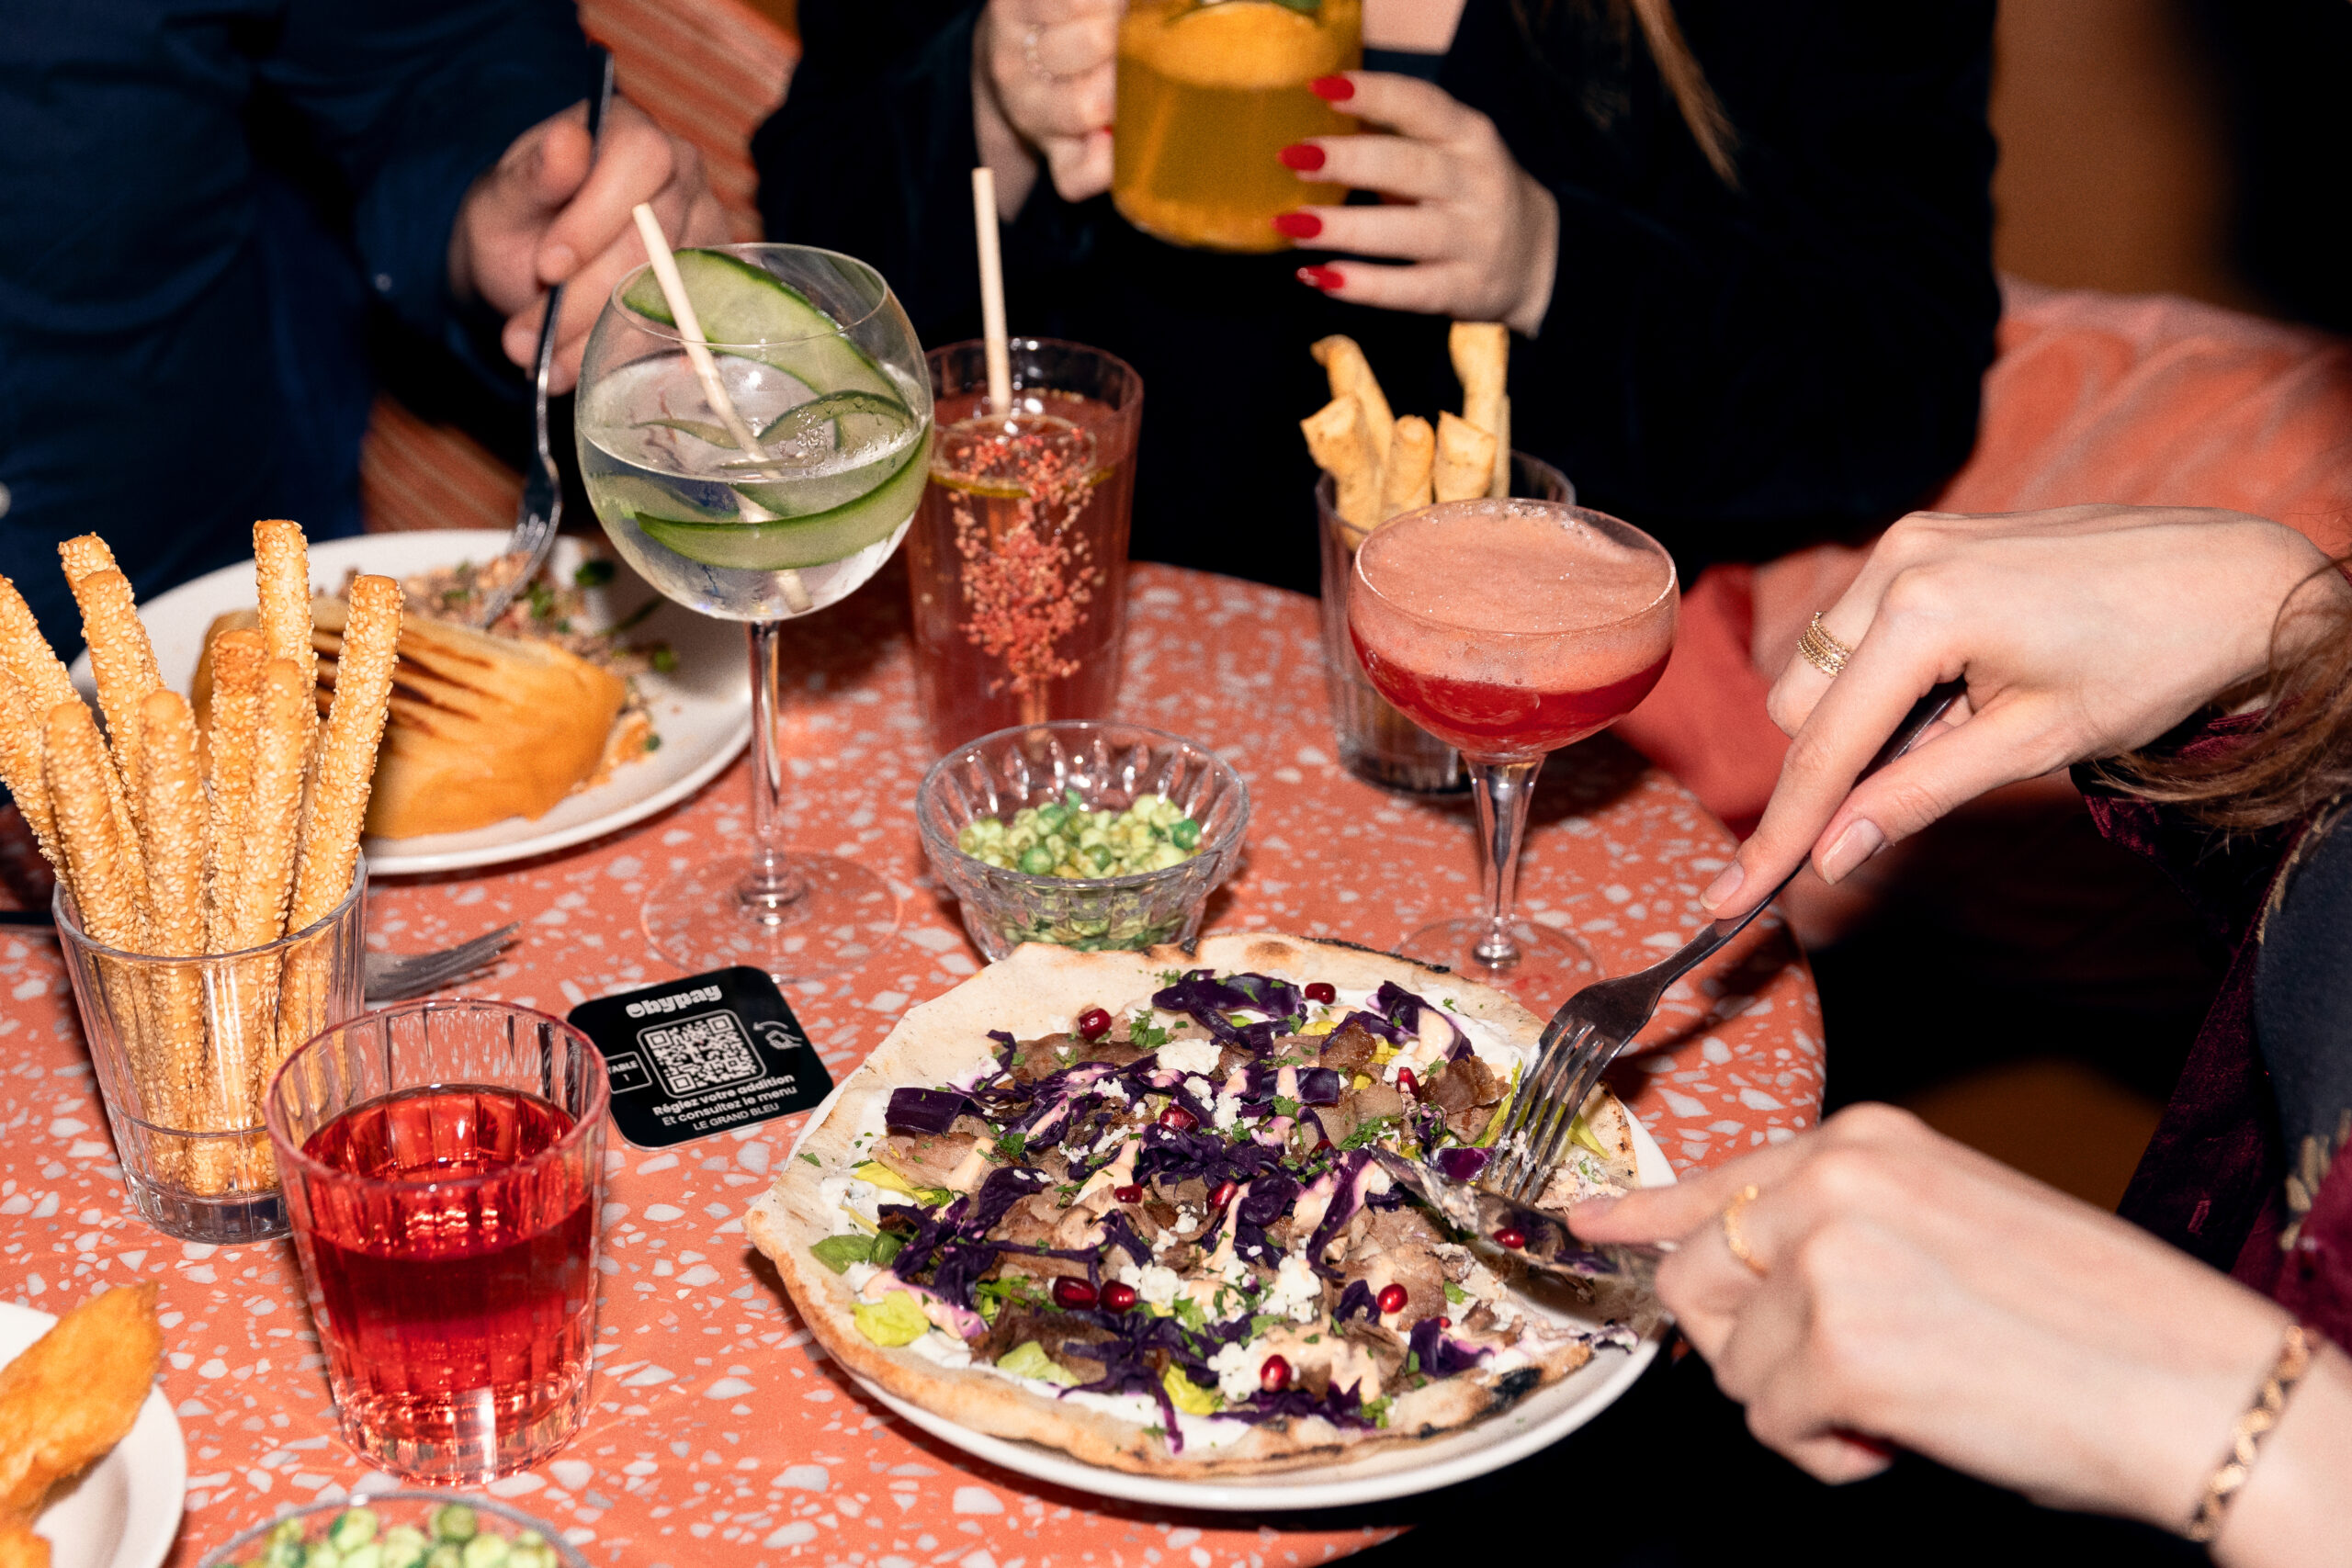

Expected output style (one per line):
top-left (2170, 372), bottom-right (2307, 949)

top-left (4, 524), bottom-right (400, 1243)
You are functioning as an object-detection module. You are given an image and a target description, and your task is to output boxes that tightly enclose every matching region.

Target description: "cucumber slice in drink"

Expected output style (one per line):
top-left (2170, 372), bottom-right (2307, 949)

top-left (622, 250), bottom-right (900, 403)
top-left (632, 433), bottom-right (932, 571)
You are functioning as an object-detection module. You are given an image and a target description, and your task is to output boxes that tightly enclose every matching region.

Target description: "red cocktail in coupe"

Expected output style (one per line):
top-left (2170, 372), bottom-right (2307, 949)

top-left (267, 1000), bottom-right (609, 1483)
top-left (1349, 499), bottom-right (1677, 998)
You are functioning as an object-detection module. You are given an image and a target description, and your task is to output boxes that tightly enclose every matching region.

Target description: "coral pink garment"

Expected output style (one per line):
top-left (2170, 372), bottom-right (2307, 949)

top-left (1617, 276), bottom-right (2352, 829)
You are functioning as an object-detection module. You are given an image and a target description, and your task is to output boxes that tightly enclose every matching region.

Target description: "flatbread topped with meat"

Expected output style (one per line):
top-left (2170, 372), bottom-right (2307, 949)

top-left (746, 932), bottom-right (1652, 1476)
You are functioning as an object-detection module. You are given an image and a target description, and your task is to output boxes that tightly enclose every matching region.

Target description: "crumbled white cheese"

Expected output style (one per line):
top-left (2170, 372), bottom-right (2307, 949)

top-left (1207, 1340), bottom-right (1261, 1403)
top-left (1170, 1211), bottom-right (1199, 1235)
top-left (1211, 1092), bottom-right (1241, 1131)
top-left (1098, 1077), bottom-right (1130, 1104)
top-left (1182, 1074), bottom-right (1217, 1105)
top-left (1264, 1253), bottom-right (1321, 1323)
top-left (1158, 1038), bottom-right (1222, 1076)
top-left (1115, 1260), bottom-right (1183, 1308)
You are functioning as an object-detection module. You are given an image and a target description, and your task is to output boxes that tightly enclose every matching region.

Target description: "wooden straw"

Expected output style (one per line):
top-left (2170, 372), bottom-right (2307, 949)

top-left (972, 167), bottom-right (1012, 416)
top-left (628, 204), bottom-right (811, 613)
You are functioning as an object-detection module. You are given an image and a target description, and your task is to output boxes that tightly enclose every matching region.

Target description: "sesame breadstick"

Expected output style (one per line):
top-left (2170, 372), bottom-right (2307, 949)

top-left (135, 691), bottom-right (211, 1165)
top-left (224, 658), bottom-right (311, 953)
top-left (0, 578), bottom-right (80, 864)
top-left (287, 576), bottom-right (399, 933)
top-left (253, 520), bottom-right (315, 692)
top-left (202, 628), bottom-right (266, 953)
top-left (0, 667), bottom-right (61, 874)
top-left (71, 569), bottom-right (162, 812)
top-left (56, 535), bottom-right (118, 588)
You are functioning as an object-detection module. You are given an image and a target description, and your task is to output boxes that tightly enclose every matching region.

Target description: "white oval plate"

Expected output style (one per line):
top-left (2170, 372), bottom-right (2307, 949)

top-left (850, 1118), bottom-right (1674, 1510)
top-left (78, 530), bottom-right (751, 876)
top-left (0, 1301), bottom-right (186, 1568)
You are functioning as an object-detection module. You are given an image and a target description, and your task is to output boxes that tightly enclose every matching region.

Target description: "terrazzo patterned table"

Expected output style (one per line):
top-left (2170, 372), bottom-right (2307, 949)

top-left (0, 562), bottom-right (1821, 1566)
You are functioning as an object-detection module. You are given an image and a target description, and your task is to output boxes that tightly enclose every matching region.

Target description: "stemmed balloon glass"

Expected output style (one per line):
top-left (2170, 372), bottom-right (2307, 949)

top-left (576, 243), bottom-right (933, 977)
top-left (1348, 500), bottom-right (1678, 1001)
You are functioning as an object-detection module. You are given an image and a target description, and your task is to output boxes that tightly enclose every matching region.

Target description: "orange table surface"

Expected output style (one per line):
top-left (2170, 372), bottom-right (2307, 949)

top-left (0, 563), bottom-right (1821, 1565)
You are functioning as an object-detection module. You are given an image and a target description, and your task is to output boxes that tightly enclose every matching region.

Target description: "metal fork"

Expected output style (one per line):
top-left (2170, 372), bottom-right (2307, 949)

top-left (363, 922), bottom-right (522, 1003)
top-left (1488, 681), bottom-right (1968, 1202)
top-left (474, 48), bottom-right (616, 630)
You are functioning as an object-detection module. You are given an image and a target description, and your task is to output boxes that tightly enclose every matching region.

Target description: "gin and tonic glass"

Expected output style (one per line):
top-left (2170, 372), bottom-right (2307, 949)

top-left (576, 243), bottom-right (933, 977)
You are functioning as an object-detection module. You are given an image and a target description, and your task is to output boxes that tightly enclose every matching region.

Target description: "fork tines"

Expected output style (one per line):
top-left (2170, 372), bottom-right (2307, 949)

top-left (1491, 1018), bottom-right (1611, 1202)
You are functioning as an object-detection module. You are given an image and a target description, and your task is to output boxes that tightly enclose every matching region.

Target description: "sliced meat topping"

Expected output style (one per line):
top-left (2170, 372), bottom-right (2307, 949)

top-left (1342, 1206), bottom-right (1449, 1319)
top-left (1338, 1317), bottom-right (1408, 1384)
top-left (978, 1307), bottom-right (1117, 1378)
top-left (1426, 1055), bottom-right (1500, 1116)
top-left (871, 1131), bottom-right (989, 1192)
top-left (1316, 1022), bottom-right (1383, 1079)
top-left (1003, 1032), bottom-right (1082, 1083)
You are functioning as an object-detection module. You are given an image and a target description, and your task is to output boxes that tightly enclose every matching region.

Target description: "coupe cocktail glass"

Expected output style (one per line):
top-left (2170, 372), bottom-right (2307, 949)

top-left (576, 243), bottom-right (933, 978)
top-left (1348, 501), bottom-right (1677, 999)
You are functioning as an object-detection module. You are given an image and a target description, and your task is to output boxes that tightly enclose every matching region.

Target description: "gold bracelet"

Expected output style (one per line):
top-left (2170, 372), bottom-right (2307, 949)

top-left (2185, 1324), bottom-right (2313, 1543)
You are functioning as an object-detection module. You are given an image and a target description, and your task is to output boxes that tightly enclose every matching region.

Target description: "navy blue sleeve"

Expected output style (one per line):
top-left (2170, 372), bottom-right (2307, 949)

top-left (259, 0), bottom-right (600, 370)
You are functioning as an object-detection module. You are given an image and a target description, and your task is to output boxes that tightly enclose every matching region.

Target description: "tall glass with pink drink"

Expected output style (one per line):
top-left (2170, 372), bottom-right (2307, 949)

top-left (1349, 500), bottom-right (1677, 998)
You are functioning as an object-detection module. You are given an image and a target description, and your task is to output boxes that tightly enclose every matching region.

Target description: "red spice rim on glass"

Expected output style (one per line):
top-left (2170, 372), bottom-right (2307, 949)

top-left (1350, 501), bottom-right (1679, 640)
top-left (51, 858), bottom-right (365, 966)
top-left (261, 998), bottom-right (612, 1190)
top-left (607, 242), bottom-right (900, 349)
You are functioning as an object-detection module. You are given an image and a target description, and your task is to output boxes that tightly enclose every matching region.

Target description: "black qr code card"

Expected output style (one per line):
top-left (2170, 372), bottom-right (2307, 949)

top-left (568, 967), bottom-right (835, 1149)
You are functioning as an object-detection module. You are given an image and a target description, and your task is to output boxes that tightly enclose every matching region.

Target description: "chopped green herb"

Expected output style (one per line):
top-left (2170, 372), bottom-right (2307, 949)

top-left (1404, 1350), bottom-right (1420, 1376)
top-left (1249, 1314), bottom-right (1287, 1339)
top-left (573, 558), bottom-right (617, 588)
top-left (1442, 1280), bottom-right (1469, 1304)
top-left (1127, 1013), bottom-right (1170, 1049)
top-left (1271, 1095), bottom-right (1302, 1120)
top-left (799, 1151), bottom-right (821, 1167)
top-left (1157, 969), bottom-right (1184, 987)
top-left (871, 1231), bottom-right (905, 1268)
top-left (995, 1131), bottom-right (1028, 1163)
top-left (1171, 1296), bottom-right (1207, 1333)
top-left (1340, 1114), bottom-right (1401, 1150)
top-left (1305, 1333), bottom-right (1322, 1344)
top-left (1363, 1395), bottom-right (1392, 1428)
top-left (649, 644), bottom-right (679, 674)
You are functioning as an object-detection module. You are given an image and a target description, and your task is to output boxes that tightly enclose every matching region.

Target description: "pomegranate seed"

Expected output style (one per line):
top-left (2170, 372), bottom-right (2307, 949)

top-left (1077, 1007), bottom-right (1112, 1041)
top-left (1113, 1183), bottom-right (1144, 1204)
top-left (1209, 1180), bottom-right (1238, 1209)
top-left (1053, 1276), bottom-right (1099, 1310)
top-left (1396, 1067), bottom-right (1420, 1099)
top-left (1314, 1137), bottom-right (1334, 1155)
top-left (1101, 1281), bottom-right (1138, 1312)
top-left (1304, 982), bottom-right (1337, 1005)
top-left (1376, 1282), bottom-right (1408, 1315)
top-left (1438, 1315), bottom-right (1452, 1328)
top-left (1494, 1225), bottom-right (1528, 1250)
top-left (1158, 1105), bottom-right (1198, 1132)
top-left (1260, 1354), bottom-right (1293, 1393)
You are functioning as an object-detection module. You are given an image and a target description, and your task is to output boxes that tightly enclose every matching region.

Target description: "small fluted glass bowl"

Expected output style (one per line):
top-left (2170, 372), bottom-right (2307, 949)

top-left (918, 721), bottom-right (1250, 961)
top-left (198, 1492), bottom-right (587, 1568)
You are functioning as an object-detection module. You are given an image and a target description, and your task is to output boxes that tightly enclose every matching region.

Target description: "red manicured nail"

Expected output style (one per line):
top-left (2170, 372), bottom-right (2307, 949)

top-left (1308, 74), bottom-right (1354, 101)
top-left (1296, 265), bottom-right (1344, 291)
top-left (1279, 142), bottom-right (1326, 173)
top-left (1272, 211), bottom-right (1322, 239)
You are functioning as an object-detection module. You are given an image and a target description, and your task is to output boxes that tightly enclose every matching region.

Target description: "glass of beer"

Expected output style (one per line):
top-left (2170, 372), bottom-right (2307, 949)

top-left (909, 339), bottom-right (1144, 753)
top-left (1114, 0), bottom-right (1362, 252)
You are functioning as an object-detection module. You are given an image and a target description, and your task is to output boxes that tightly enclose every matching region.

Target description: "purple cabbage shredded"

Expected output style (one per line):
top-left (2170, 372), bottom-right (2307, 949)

top-left (1335, 981), bottom-right (1469, 1058)
top-left (1096, 1210), bottom-right (1156, 1268)
top-left (1434, 1145), bottom-right (1490, 1182)
top-left (1303, 1150), bottom-right (1374, 1266)
top-left (1151, 970), bottom-right (1306, 1056)
top-left (1333, 1279), bottom-right (1378, 1322)
top-left (1295, 1066), bottom-right (1342, 1106)
top-left (1223, 1379), bottom-right (1378, 1429)
top-left (885, 1087), bottom-right (969, 1135)
top-left (1408, 1315), bottom-right (1494, 1379)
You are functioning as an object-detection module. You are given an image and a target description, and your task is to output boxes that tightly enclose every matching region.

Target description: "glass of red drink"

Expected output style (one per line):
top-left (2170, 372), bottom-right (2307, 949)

top-left (910, 340), bottom-right (1143, 753)
top-left (1348, 500), bottom-right (1677, 1000)
top-left (265, 1000), bottom-right (610, 1483)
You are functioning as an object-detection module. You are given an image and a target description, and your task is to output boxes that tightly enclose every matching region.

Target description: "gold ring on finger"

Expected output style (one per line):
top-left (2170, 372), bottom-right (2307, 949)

top-left (1721, 1182), bottom-right (1768, 1278)
top-left (1797, 613), bottom-right (1853, 679)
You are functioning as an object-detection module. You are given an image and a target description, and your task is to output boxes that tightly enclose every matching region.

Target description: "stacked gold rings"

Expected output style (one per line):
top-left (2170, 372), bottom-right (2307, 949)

top-left (1798, 613), bottom-right (1853, 679)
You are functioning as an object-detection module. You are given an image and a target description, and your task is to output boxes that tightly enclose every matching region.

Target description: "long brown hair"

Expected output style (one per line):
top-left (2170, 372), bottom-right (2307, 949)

top-left (1510, 0), bottom-right (1740, 186)
top-left (2117, 563), bottom-right (2352, 829)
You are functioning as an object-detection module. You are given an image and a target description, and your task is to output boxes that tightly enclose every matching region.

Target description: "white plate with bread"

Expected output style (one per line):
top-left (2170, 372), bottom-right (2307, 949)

top-left (84, 530), bottom-right (750, 876)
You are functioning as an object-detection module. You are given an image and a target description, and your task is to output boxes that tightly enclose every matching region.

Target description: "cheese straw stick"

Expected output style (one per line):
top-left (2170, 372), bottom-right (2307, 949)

top-left (202, 629), bottom-right (266, 953)
top-left (1301, 394), bottom-right (1383, 543)
top-left (1449, 322), bottom-right (1510, 498)
top-left (1379, 415), bottom-right (1436, 519)
top-left (1311, 336), bottom-right (1395, 472)
top-left (72, 570), bottom-right (163, 812)
top-left (225, 659), bottom-right (311, 953)
top-left (1433, 411), bottom-right (1499, 504)
top-left (287, 575), bottom-right (398, 932)
top-left (56, 535), bottom-right (118, 587)
top-left (135, 691), bottom-right (209, 1156)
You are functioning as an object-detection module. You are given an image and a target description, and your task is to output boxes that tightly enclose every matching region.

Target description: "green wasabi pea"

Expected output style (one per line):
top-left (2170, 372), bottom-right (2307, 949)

top-left (380, 1526), bottom-right (431, 1568)
top-left (424, 1545), bottom-right (465, 1568)
top-left (458, 1534), bottom-right (510, 1568)
top-left (957, 789), bottom-right (1202, 880)
top-left (428, 1506), bottom-right (478, 1543)
top-left (330, 1509), bottom-right (380, 1551)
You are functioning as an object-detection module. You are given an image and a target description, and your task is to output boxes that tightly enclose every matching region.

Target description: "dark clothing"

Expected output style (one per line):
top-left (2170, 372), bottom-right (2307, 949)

top-left (2082, 720), bottom-right (2352, 1350)
top-left (0, 0), bottom-right (599, 650)
top-left (754, 0), bottom-right (2000, 596)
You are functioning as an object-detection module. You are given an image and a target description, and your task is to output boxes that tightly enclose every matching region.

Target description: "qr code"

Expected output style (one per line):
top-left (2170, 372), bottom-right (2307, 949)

top-left (638, 1010), bottom-right (764, 1099)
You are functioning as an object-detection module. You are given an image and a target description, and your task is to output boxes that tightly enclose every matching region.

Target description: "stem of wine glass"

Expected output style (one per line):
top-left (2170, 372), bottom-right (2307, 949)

top-left (1468, 758), bottom-right (1543, 968)
top-left (741, 619), bottom-right (807, 913)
